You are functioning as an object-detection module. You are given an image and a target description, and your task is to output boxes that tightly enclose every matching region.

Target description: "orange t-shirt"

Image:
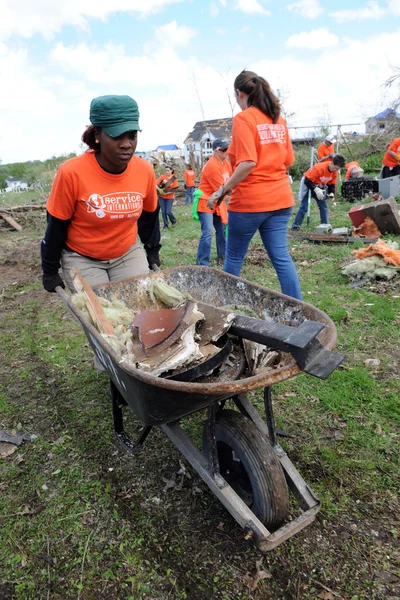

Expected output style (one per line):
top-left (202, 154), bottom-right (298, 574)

top-left (382, 137), bottom-right (400, 168)
top-left (46, 151), bottom-right (157, 261)
top-left (317, 142), bottom-right (334, 161)
top-left (156, 173), bottom-right (179, 199)
top-left (184, 170), bottom-right (196, 187)
top-left (305, 161), bottom-right (338, 186)
top-left (227, 106), bottom-right (294, 212)
top-left (345, 161), bottom-right (360, 180)
top-left (198, 155), bottom-right (232, 214)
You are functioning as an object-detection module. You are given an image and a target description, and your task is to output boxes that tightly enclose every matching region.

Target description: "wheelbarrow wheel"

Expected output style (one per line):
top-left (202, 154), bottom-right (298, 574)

top-left (203, 410), bottom-right (289, 530)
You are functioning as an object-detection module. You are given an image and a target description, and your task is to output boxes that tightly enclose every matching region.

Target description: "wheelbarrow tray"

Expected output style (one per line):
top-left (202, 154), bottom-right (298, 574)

top-left (63, 266), bottom-right (337, 426)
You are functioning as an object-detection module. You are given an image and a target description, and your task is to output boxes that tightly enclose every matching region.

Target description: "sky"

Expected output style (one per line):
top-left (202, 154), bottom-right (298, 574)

top-left (0, 0), bottom-right (399, 164)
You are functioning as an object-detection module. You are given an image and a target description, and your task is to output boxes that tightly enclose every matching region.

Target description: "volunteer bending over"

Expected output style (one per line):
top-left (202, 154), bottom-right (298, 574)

top-left (41, 95), bottom-right (161, 293)
top-left (207, 70), bottom-right (302, 300)
top-left (291, 154), bottom-right (345, 231)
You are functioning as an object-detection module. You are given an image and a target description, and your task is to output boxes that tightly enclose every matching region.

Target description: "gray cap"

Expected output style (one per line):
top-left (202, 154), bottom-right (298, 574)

top-left (212, 139), bottom-right (230, 151)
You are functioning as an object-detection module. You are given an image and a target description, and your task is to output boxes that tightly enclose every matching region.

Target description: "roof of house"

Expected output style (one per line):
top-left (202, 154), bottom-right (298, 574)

top-left (155, 144), bottom-right (180, 151)
top-left (5, 177), bottom-right (26, 183)
top-left (370, 108), bottom-right (400, 120)
top-left (184, 118), bottom-right (233, 143)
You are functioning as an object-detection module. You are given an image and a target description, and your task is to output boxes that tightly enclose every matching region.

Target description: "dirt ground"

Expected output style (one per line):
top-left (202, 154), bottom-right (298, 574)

top-left (1, 221), bottom-right (399, 600)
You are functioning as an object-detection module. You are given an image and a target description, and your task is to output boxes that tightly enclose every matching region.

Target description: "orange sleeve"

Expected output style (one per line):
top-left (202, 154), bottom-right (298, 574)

top-left (143, 169), bottom-right (158, 212)
top-left (202, 160), bottom-right (225, 191)
top-left (285, 124), bottom-right (295, 167)
top-left (46, 166), bottom-right (77, 220)
top-left (389, 138), bottom-right (400, 152)
top-left (231, 115), bottom-right (258, 164)
top-left (156, 175), bottom-right (164, 185)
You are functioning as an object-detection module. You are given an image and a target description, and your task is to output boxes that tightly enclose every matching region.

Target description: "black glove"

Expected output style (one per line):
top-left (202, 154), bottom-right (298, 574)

top-left (43, 273), bottom-right (65, 293)
top-left (146, 252), bottom-right (161, 270)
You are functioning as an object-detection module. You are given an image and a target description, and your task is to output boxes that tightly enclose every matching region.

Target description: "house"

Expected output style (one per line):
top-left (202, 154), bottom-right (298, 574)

top-left (183, 118), bottom-right (233, 166)
top-left (4, 177), bottom-right (28, 192)
top-left (154, 144), bottom-right (182, 161)
top-left (365, 109), bottom-right (400, 134)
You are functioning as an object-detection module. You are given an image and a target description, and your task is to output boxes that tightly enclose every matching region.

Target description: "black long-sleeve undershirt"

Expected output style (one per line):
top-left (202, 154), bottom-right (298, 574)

top-left (41, 207), bottom-right (162, 277)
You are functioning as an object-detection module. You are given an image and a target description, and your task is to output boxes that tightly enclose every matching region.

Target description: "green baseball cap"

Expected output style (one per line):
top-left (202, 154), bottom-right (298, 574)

top-left (89, 95), bottom-right (141, 137)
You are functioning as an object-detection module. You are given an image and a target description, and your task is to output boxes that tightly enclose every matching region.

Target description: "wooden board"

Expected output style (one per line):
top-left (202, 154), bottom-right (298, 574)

top-left (70, 267), bottom-right (115, 335)
top-left (0, 213), bottom-right (22, 231)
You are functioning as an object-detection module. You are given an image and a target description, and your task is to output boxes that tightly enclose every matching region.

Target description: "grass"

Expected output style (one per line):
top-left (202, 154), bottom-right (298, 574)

top-left (0, 191), bottom-right (399, 599)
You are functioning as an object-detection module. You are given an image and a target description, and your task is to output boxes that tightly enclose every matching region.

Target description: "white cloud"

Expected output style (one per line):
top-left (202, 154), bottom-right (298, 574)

top-left (253, 29), bottom-right (400, 130)
top-left (330, 1), bottom-right (387, 23)
top-left (0, 17), bottom-right (399, 164)
top-left (234, 0), bottom-right (271, 16)
top-left (154, 21), bottom-right (197, 47)
top-left (219, 0), bottom-right (227, 5)
top-left (388, 0), bottom-right (400, 15)
top-left (216, 28), bottom-right (228, 34)
top-left (240, 25), bottom-right (251, 32)
top-left (287, 0), bottom-right (324, 19)
top-left (0, 0), bottom-right (186, 42)
top-left (286, 28), bottom-right (339, 49)
top-left (209, 2), bottom-right (219, 16)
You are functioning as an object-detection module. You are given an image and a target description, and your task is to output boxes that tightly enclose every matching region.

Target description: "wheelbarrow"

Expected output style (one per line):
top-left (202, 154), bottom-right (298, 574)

top-left (57, 266), bottom-right (343, 552)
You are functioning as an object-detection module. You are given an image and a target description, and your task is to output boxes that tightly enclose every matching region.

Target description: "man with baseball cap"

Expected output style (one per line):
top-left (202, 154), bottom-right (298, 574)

top-left (193, 139), bottom-right (232, 265)
top-left (317, 134), bottom-right (336, 163)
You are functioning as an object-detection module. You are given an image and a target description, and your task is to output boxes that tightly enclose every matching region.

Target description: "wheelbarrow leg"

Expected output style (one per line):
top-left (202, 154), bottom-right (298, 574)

top-left (110, 381), bottom-right (153, 454)
top-left (206, 403), bottom-right (220, 477)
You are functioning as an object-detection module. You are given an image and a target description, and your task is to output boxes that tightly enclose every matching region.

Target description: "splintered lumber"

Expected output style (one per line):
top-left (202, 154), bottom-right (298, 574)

top-left (0, 213), bottom-right (22, 231)
top-left (70, 267), bottom-right (115, 335)
top-left (0, 204), bottom-right (46, 212)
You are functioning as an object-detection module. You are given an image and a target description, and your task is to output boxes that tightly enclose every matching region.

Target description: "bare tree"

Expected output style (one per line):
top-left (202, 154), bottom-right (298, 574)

top-left (217, 68), bottom-right (235, 118)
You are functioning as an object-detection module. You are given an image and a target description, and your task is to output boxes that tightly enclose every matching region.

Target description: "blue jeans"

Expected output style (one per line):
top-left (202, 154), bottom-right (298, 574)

top-left (185, 186), bottom-right (195, 204)
top-left (158, 197), bottom-right (176, 228)
top-left (292, 186), bottom-right (328, 229)
top-left (196, 212), bottom-right (226, 266)
top-left (224, 208), bottom-right (302, 300)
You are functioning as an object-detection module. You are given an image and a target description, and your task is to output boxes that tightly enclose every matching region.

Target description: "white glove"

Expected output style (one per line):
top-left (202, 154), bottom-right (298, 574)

top-left (314, 187), bottom-right (325, 200)
top-left (327, 193), bottom-right (335, 198)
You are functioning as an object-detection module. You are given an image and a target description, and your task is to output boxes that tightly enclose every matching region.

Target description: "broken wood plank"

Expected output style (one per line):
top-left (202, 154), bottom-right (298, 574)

top-left (70, 267), bottom-right (115, 335)
top-left (0, 212), bottom-right (22, 231)
top-left (0, 203), bottom-right (46, 212)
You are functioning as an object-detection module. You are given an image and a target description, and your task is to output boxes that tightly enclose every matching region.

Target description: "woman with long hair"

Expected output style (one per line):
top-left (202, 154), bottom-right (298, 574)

top-left (207, 70), bottom-right (301, 299)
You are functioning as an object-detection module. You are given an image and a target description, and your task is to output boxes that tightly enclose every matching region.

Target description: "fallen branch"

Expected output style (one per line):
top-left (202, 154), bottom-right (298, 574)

top-left (0, 204), bottom-right (46, 213)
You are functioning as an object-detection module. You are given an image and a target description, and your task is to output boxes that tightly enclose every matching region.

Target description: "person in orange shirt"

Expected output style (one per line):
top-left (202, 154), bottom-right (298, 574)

top-left (381, 137), bottom-right (400, 179)
top-left (207, 70), bottom-right (301, 300)
top-left (317, 135), bottom-right (336, 162)
top-left (345, 161), bottom-right (364, 180)
top-left (183, 164), bottom-right (196, 205)
top-left (41, 94), bottom-right (160, 293)
top-left (195, 139), bottom-right (232, 265)
top-left (156, 166), bottom-right (179, 229)
top-left (291, 154), bottom-right (346, 230)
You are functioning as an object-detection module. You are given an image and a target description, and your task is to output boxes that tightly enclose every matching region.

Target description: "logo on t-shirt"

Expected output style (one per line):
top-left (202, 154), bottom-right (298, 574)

top-left (257, 123), bottom-right (286, 145)
top-left (84, 192), bottom-right (143, 219)
top-left (320, 175), bottom-right (334, 183)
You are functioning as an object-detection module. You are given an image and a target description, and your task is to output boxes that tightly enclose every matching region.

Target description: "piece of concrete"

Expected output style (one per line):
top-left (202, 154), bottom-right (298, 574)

top-left (360, 196), bottom-right (400, 235)
top-left (348, 206), bottom-right (368, 228)
top-left (332, 227), bottom-right (350, 236)
top-left (315, 224), bottom-right (332, 234)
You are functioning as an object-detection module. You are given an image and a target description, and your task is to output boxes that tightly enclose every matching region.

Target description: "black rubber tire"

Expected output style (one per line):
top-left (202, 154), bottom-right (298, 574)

top-left (203, 410), bottom-right (289, 530)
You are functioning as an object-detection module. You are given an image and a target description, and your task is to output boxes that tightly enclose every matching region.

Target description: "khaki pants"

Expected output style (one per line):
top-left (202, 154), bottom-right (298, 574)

top-left (61, 241), bottom-right (149, 293)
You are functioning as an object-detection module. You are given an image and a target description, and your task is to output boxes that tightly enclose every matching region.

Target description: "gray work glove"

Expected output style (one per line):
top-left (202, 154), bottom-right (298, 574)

top-left (314, 187), bottom-right (325, 201)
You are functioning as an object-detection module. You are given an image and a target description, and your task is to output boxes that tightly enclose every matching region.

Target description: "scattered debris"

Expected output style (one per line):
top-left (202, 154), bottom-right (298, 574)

top-left (352, 239), bottom-right (400, 266)
top-left (0, 212), bottom-right (22, 231)
top-left (342, 240), bottom-right (400, 286)
top-left (352, 216), bottom-right (381, 239)
top-left (0, 430), bottom-right (37, 459)
top-left (351, 196), bottom-right (400, 235)
top-left (243, 559), bottom-right (272, 591)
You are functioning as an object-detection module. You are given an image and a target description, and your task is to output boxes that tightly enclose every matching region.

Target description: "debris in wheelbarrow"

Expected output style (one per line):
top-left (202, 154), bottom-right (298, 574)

top-left (56, 266), bottom-right (345, 552)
